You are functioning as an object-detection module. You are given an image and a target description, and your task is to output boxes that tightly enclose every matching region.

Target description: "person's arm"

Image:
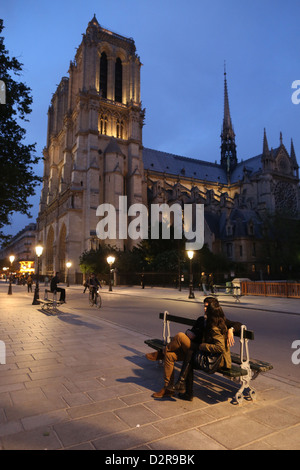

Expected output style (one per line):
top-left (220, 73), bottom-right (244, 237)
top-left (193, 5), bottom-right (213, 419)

top-left (225, 319), bottom-right (243, 347)
top-left (187, 316), bottom-right (205, 341)
top-left (226, 319), bottom-right (242, 335)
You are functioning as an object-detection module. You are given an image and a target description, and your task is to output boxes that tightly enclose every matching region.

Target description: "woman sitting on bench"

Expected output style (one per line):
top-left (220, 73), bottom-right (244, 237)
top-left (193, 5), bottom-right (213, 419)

top-left (146, 297), bottom-right (241, 401)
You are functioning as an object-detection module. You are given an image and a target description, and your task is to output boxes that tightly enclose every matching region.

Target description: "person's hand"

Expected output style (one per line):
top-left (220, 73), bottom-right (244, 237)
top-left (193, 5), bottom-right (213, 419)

top-left (227, 328), bottom-right (235, 347)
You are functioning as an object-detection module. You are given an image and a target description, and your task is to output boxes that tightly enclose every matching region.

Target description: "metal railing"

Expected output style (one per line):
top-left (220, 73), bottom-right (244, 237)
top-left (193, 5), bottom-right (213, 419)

top-left (241, 281), bottom-right (300, 298)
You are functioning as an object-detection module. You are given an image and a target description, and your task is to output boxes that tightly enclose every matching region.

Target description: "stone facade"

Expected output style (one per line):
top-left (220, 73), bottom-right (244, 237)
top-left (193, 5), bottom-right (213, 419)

top-left (37, 16), bottom-right (300, 280)
top-left (37, 17), bottom-right (145, 279)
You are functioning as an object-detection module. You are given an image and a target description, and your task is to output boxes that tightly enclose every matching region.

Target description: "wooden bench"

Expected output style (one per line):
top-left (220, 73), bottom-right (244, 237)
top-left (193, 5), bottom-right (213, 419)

top-left (36, 289), bottom-right (64, 314)
top-left (212, 284), bottom-right (244, 302)
top-left (144, 311), bottom-right (273, 404)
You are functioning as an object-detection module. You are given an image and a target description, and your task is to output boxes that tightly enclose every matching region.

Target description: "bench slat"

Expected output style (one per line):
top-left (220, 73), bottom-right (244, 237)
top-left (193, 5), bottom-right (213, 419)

top-left (231, 352), bottom-right (273, 372)
top-left (219, 365), bottom-right (248, 377)
top-left (145, 338), bottom-right (165, 350)
top-left (159, 313), bottom-right (195, 327)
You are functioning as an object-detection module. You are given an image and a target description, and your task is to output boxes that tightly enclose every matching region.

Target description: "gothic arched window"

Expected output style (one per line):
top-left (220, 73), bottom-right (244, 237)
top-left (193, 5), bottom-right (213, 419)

top-left (116, 119), bottom-right (124, 139)
top-left (100, 52), bottom-right (108, 98)
top-left (115, 58), bottom-right (122, 103)
top-left (99, 114), bottom-right (108, 135)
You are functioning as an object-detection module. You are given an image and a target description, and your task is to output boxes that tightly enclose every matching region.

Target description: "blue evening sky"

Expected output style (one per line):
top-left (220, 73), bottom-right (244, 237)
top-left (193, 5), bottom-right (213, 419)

top-left (2, 0), bottom-right (300, 236)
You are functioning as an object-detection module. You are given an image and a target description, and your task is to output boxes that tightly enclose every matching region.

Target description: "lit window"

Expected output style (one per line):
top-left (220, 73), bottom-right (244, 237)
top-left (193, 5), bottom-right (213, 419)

top-left (99, 114), bottom-right (108, 135)
top-left (116, 119), bottom-right (124, 139)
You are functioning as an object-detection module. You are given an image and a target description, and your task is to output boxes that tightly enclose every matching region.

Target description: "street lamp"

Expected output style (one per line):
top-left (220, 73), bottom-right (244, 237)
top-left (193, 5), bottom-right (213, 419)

top-left (7, 255), bottom-right (15, 295)
top-left (107, 255), bottom-right (115, 292)
top-left (32, 245), bottom-right (43, 305)
top-left (187, 250), bottom-right (195, 299)
top-left (66, 261), bottom-right (72, 287)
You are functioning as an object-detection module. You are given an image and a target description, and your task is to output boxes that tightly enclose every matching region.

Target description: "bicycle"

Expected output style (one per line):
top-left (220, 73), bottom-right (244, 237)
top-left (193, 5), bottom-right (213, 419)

top-left (89, 287), bottom-right (102, 308)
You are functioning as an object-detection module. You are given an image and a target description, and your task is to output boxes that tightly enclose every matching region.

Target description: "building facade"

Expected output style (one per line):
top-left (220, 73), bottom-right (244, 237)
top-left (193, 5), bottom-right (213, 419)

top-left (0, 223), bottom-right (36, 273)
top-left (36, 16), bottom-right (300, 280)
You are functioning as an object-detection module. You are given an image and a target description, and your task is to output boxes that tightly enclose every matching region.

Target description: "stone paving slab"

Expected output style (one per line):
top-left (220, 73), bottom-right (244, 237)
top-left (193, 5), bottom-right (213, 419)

top-left (0, 285), bottom-right (300, 450)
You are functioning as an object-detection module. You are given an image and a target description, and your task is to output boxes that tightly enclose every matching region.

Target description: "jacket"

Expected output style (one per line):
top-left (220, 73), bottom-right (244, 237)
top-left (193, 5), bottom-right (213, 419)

top-left (199, 325), bottom-right (232, 369)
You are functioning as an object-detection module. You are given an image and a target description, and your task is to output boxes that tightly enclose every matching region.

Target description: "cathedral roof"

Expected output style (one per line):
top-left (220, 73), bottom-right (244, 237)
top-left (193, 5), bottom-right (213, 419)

top-left (205, 208), bottom-right (263, 240)
top-left (143, 148), bottom-right (228, 184)
top-left (104, 137), bottom-right (124, 156)
top-left (230, 154), bottom-right (263, 182)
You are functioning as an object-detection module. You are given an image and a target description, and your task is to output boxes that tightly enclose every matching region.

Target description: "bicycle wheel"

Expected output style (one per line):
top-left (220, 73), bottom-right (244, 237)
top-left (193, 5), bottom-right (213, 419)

top-left (89, 291), bottom-right (94, 306)
top-left (95, 293), bottom-right (102, 309)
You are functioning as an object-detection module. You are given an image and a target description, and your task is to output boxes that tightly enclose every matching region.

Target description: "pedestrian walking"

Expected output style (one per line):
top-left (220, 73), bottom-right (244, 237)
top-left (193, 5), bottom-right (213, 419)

top-left (208, 272), bottom-right (214, 293)
top-left (200, 272), bottom-right (208, 295)
top-left (27, 275), bottom-right (33, 293)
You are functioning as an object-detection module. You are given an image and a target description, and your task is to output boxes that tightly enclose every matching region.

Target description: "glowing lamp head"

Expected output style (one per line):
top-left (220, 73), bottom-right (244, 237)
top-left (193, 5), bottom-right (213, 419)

top-left (35, 245), bottom-right (43, 257)
top-left (187, 251), bottom-right (194, 260)
top-left (107, 256), bottom-right (115, 265)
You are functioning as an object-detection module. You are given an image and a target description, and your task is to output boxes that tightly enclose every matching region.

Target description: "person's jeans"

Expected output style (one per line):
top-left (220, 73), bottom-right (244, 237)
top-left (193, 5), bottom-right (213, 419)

top-left (164, 333), bottom-right (192, 387)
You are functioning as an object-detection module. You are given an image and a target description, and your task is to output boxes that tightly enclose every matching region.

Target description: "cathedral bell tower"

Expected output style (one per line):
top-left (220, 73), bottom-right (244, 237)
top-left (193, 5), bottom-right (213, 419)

top-left (220, 67), bottom-right (237, 177)
top-left (37, 15), bottom-right (146, 280)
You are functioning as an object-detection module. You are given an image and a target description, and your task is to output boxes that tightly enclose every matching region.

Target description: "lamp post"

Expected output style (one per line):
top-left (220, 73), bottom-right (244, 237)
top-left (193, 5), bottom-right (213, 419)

top-left (66, 262), bottom-right (72, 287)
top-left (187, 250), bottom-right (195, 299)
top-left (7, 255), bottom-right (15, 295)
top-left (178, 244), bottom-right (181, 292)
top-left (107, 255), bottom-right (115, 292)
top-left (32, 245), bottom-right (43, 305)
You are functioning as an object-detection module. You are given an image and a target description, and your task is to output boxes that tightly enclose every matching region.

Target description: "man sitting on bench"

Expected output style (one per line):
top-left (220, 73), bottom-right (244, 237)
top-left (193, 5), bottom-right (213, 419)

top-left (50, 272), bottom-right (66, 303)
top-left (146, 297), bottom-right (242, 400)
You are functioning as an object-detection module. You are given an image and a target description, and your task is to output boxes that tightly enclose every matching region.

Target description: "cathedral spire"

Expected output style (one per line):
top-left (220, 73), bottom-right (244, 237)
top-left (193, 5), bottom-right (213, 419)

top-left (290, 138), bottom-right (299, 172)
top-left (223, 63), bottom-right (233, 131)
top-left (262, 128), bottom-right (269, 156)
top-left (221, 63), bottom-right (237, 174)
top-left (261, 128), bottom-right (273, 172)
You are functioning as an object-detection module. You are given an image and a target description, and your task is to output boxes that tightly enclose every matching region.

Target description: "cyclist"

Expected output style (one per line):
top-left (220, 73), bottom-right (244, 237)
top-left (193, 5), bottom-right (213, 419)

top-left (89, 273), bottom-right (101, 301)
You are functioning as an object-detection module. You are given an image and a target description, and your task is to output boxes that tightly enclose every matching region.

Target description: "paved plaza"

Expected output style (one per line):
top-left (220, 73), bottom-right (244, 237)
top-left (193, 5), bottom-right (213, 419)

top-left (0, 282), bottom-right (300, 450)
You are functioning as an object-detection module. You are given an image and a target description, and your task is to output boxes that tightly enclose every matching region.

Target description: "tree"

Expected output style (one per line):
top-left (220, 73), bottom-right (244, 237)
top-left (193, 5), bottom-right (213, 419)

top-left (259, 212), bottom-right (300, 278)
top-left (79, 245), bottom-right (119, 277)
top-left (0, 19), bottom-right (41, 240)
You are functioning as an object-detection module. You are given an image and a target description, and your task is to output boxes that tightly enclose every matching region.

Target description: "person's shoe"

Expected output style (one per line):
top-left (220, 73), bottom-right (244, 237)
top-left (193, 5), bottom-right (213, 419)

top-left (146, 351), bottom-right (164, 361)
top-left (178, 392), bottom-right (193, 401)
top-left (167, 379), bottom-right (186, 394)
top-left (152, 387), bottom-right (174, 398)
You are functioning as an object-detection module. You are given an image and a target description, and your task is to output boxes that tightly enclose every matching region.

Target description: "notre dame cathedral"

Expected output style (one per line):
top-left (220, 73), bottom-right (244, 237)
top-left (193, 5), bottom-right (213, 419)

top-left (36, 15), bottom-right (300, 280)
